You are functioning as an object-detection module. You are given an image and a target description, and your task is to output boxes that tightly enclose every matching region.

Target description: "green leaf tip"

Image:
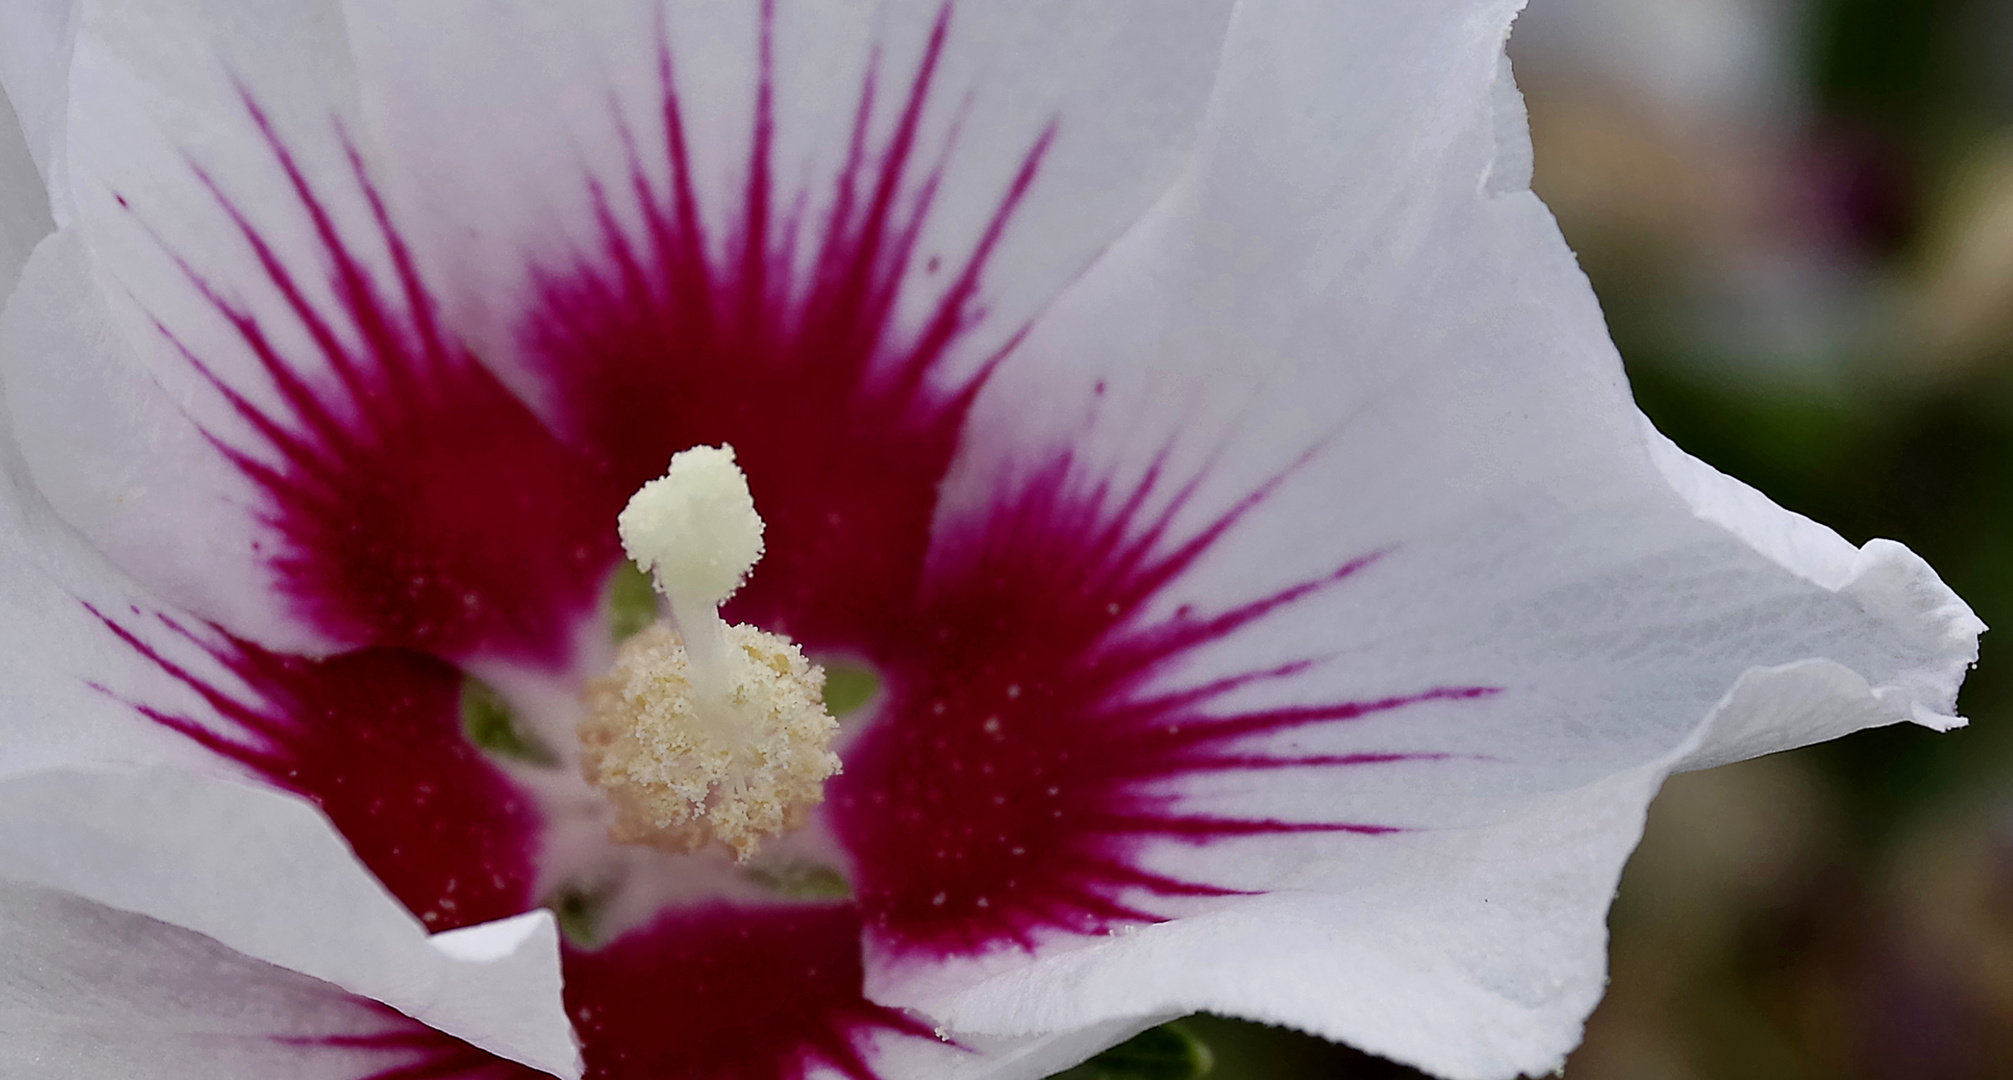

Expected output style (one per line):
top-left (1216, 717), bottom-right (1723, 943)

top-left (1052, 1020), bottom-right (1214, 1080)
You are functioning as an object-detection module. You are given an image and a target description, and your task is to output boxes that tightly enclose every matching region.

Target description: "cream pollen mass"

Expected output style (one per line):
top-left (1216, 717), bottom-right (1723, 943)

top-left (581, 444), bottom-right (841, 861)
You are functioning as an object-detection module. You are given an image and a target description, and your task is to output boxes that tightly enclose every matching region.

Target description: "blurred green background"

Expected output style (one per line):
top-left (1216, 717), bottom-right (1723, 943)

top-left (1069, 0), bottom-right (2013, 1076)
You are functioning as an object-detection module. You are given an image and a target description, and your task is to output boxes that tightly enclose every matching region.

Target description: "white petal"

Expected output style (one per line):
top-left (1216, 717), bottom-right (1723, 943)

top-left (341, 0), bottom-right (1235, 410)
top-left (901, 0), bottom-right (1979, 1075)
top-left (1641, 419), bottom-right (1981, 764)
top-left (0, 85), bottom-right (55, 297)
top-left (0, 307), bottom-right (240, 779)
top-left (0, 876), bottom-right (508, 1080)
top-left (0, 0), bottom-right (77, 222)
top-left (0, 767), bottom-right (580, 1078)
top-left (0, 228), bottom-right (322, 652)
top-left (868, 1015), bottom-right (1171, 1080)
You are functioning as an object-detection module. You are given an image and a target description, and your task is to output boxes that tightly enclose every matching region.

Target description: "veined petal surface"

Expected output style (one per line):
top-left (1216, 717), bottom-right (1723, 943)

top-left (10, 0), bottom-right (382, 654)
top-left (343, 0), bottom-right (1234, 418)
top-left (13, 0), bottom-right (633, 666)
top-left (838, 1), bottom-right (1981, 1077)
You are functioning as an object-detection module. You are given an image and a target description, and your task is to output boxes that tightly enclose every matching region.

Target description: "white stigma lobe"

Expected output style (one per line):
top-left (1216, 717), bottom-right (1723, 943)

top-left (618, 444), bottom-right (764, 607)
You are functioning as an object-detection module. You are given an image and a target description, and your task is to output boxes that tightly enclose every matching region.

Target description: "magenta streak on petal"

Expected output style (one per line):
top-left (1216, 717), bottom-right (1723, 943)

top-left (524, 1), bottom-right (1050, 655)
top-left (561, 904), bottom-right (939, 1080)
top-left (283, 1002), bottom-right (543, 1080)
top-left (89, 607), bottom-right (540, 933)
top-left (833, 454), bottom-right (1500, 956)
top-left (147, 91), bottom-right (626, 666)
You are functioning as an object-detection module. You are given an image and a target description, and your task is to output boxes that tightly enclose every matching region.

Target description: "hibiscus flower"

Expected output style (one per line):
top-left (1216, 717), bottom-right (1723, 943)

top-left (0, 2), bottom-right (1981, 1079)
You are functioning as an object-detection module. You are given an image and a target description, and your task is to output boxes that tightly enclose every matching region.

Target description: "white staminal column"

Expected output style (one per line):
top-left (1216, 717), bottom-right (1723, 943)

top-left (616, 444), bottom-right (765, 711)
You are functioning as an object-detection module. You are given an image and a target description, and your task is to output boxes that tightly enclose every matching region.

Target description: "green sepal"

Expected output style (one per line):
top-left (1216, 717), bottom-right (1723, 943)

top-left (820, 662), bottom-right (881, 718)
top-left (547, 882), bottom-right (613, 948)
top-left (742, 859), bottom-right (854, 900)
top-left (460, 676), bottom-right (556, 765)
top-left (606, 560), bottom-right (659, 643)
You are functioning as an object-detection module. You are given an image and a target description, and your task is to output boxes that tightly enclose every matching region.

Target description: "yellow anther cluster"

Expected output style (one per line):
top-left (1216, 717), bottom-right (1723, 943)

top-left (579, 621), bottom-right (841, 861)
